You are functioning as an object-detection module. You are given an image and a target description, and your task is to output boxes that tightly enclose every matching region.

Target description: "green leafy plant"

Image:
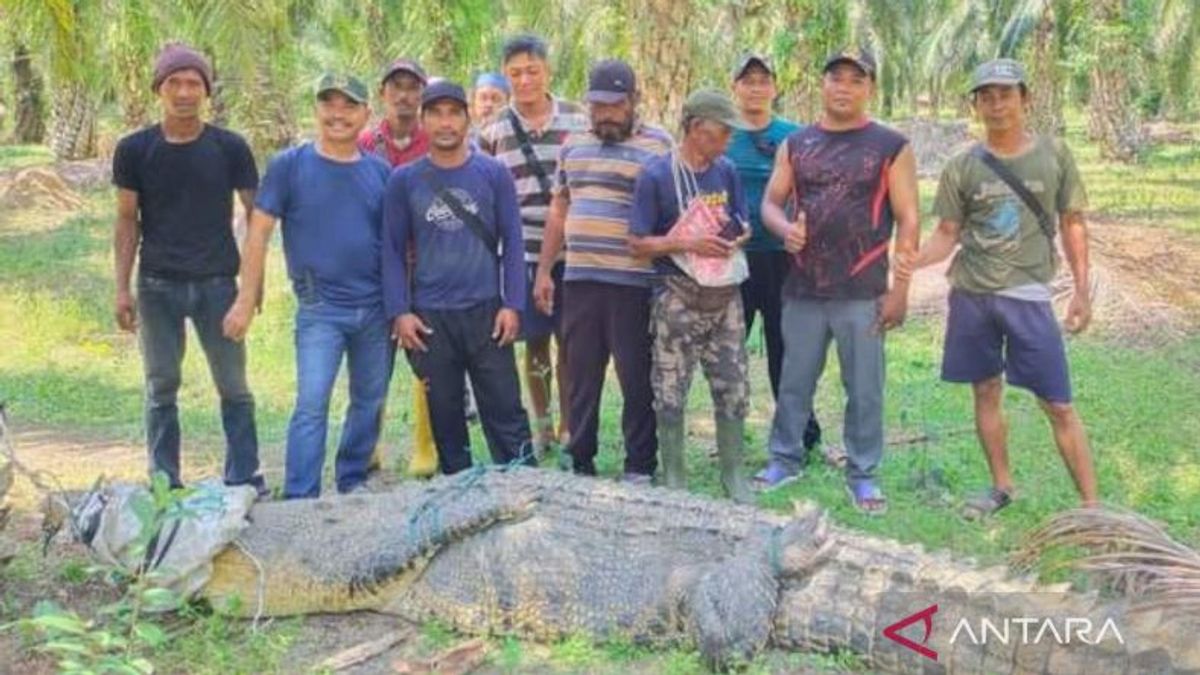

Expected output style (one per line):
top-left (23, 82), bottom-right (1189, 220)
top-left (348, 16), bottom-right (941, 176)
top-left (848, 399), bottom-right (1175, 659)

top-left (1, 472), bottom-right (197, 674)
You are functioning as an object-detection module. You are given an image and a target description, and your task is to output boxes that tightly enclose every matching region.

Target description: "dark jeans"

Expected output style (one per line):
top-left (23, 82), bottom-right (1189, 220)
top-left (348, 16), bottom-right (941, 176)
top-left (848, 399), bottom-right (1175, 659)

top-left (136, 275), bottom-right (261, 489)
top-left (561, 281), bottom-right (657, 476)
top-left (285, 301), bottom-right (394, 498)
top-left (741, 250), bottom-right (789, 398)
top-left (405, 299), bottom-right (532, 475)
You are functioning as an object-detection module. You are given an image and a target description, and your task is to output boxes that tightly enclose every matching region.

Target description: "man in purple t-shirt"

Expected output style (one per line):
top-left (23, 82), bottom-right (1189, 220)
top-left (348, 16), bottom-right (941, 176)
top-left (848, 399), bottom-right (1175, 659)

top-left (753, 49), bottom-right (920, 515)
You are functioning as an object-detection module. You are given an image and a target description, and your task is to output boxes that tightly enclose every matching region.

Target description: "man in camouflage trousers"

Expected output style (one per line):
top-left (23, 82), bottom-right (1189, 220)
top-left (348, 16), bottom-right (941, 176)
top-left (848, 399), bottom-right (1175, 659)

top-left (629, 90), bottom-right (753, 503)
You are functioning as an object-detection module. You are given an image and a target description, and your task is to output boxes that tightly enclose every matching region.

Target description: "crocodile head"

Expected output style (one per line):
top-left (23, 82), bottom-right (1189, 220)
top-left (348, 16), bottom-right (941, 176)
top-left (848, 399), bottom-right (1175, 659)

top-left (774, 504), bottom-right (834, 579)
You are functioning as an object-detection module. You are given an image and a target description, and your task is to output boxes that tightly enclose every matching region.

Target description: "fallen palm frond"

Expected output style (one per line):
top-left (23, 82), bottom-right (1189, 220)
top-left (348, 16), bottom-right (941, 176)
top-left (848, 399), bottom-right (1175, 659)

top-left (1013, 506), bottom-right (1200, 615)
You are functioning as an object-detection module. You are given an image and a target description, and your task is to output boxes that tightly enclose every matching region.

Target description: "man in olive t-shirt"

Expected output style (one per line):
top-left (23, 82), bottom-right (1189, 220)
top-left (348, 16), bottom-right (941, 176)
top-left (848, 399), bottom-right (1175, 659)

top-left (902, 59), bottom-right (1097, 518)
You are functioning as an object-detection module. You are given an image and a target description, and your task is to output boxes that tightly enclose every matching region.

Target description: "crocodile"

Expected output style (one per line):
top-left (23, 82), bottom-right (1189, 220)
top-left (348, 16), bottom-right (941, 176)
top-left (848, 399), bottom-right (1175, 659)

top-left (78, 467), bottom-right (1200, 672)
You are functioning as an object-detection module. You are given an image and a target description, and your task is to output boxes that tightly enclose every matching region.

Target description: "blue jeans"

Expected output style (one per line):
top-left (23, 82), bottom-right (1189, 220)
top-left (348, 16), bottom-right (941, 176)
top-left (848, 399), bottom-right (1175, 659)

top-left (136, 275), bottom-right (261, 489)
top-left (285, 301), bottom-right (393, 498)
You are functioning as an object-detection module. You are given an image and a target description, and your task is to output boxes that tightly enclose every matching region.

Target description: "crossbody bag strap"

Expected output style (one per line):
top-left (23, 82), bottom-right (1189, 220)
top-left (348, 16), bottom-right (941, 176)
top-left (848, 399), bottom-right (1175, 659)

top-left (971, 143), bottom-right (1056, 240)
top-left (506, 108), bottom-right (553, 199)
top-left (420, 165), bottom-right (500, 258)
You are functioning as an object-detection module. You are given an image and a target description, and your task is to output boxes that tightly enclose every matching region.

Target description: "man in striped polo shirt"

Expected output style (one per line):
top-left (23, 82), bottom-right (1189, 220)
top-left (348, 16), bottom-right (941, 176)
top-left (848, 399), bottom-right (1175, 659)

top-left (480, 34), bottom-right (588, 457)
top-left (534, 59), bottom-right (672, 483)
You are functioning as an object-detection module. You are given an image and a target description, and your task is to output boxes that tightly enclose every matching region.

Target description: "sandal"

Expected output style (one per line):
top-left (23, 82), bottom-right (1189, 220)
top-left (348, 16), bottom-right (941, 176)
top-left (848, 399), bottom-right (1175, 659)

top-left (961, 487), bottom-right (1013, 521)
top-left (846, 479), bottom-right (888, 516)
top-left (751, 461), bottom-right (801, 491)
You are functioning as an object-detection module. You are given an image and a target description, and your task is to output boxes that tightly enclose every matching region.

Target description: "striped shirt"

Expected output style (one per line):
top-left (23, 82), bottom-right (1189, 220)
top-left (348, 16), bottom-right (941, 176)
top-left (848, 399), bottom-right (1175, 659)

top-left (554, 124), bottom-right (674, 287)
top-left (479, 97), bottom-right (588, 263)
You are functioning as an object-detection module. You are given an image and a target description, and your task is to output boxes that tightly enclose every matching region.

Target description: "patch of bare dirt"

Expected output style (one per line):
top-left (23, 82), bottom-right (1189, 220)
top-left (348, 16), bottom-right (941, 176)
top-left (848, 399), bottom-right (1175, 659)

top-left (0, 167), bottom-right (83, 212)
top-left (907, 218), bottom-right (1200, 347)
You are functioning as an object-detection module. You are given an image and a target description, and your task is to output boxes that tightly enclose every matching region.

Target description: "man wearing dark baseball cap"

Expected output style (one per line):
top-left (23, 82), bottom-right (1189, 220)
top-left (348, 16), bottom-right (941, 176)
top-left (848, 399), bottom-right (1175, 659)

top-left (357, 57), bottom-right (434, 476)
top-left (901, 57), bottom-right (1097, 518)
top-left (725, 51), bottom-right (824, 453)
top-left (112, 42), bottom-right (265, 495)
top-left (753, 45), bottom-right (919, 515)
top-left (225, 71), bottom-right (392, 497)
top-left (823, 47), bottom-right (877, 79)
top-left (628, 88), bottom-right (755, 502)
top-left (359, 57), bottom-right (430, 167)
top-left (533, 58), bottom-right (672, 483)
top-left (383, 79), bottom-right (534, 475)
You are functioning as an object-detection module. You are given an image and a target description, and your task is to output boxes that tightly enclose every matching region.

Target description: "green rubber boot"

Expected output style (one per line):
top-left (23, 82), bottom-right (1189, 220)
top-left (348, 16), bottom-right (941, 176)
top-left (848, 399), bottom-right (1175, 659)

top-left (658, 417), bottom-right (687, 490)
top-left (716, 416), bottom-right (753, 504)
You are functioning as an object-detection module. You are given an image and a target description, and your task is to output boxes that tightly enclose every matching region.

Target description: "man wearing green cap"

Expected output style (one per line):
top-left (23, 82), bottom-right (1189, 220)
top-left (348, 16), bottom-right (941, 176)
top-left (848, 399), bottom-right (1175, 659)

top-left (900, 58), bottom-right (1097, 517)
top-left (223, 73), bottom-right (393, 498)
top-left (628, 89), bottom-right (754, 502)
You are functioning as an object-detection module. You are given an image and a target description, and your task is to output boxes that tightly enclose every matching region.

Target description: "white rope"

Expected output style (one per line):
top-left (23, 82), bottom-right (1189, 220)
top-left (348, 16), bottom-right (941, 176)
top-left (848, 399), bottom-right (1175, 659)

top-left (230, 538), bottom-right (267, 631)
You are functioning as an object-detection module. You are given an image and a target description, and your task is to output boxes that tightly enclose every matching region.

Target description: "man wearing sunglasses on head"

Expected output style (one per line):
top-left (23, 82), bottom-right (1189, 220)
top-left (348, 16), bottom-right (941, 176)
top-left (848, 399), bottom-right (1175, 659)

top-left (726, 54), bottom-right (822, 450)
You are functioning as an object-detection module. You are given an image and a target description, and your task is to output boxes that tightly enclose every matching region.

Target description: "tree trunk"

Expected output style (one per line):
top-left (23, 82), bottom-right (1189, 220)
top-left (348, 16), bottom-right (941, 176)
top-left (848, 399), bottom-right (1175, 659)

top-left (10, 44), bottom-right (46, 144)
top-left (627, 0), bottom-right (694, 126)
top-left (782, 0), bottom-right (818, 123)
top-left (48, 82), bottom-right (96, 160)
top-left (1028, 4), bottom-right (1063, 135)
top-left (1087, 0), bottom-right (1145, 162)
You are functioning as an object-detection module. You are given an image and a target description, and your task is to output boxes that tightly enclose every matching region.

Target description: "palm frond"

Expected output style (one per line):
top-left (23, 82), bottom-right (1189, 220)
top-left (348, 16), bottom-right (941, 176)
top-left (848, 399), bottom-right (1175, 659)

top-left (998, 0), bottom-right (1052, 56)
top-left (1013, 507), bottom-right (1200, 616)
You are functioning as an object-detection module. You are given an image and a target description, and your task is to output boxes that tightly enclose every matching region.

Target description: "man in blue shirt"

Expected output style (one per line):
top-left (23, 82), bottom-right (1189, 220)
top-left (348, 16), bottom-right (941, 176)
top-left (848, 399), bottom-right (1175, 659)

top-left (725, 54), bottom-right (822, 451)
top-left (629, 89), bottom-right (753, 503)
top-left (383, 81), bottom-right (533, 475)
top-left (223, 73), bottom-right (393, 498)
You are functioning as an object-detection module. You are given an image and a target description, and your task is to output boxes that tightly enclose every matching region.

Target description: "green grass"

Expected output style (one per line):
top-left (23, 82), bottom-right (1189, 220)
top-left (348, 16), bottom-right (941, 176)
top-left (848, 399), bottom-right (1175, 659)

top-left (0, 145), bottom-right (53, 172)
top-left (1, 124), bottom-right (1198, 673)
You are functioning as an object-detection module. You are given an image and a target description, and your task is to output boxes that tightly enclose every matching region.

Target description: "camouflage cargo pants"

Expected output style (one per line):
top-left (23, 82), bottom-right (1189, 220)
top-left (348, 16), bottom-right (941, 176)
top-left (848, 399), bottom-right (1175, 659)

top-left (651, 276), bottom-right (749, 422)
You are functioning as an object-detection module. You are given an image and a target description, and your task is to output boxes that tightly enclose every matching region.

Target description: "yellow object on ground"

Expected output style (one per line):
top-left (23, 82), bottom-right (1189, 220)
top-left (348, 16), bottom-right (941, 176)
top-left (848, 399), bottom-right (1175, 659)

top-left (408, 377), bottom-right (438, 477)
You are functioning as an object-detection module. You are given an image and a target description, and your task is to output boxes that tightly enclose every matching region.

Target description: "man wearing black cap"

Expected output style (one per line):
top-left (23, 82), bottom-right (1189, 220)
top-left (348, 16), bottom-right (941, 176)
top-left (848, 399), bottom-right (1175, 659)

top-left (726, 52), bottom-right (823, 450)
top-left (359, 58), bottom-right (430, 168)
top-left (533, 59), bottom-right (673, 483)
top-left (901, 58), bottom-right (1097, 517)
top-left (357, 57), bottom-right (436, 478)
top-left (112, 42), bottom-right (265, 495)
top-left (754, 48), bottom-right (919, 515)
top-left (225, 73), bottom-right (392, 498)
top-left (382, 81), bottom-right (533, 475)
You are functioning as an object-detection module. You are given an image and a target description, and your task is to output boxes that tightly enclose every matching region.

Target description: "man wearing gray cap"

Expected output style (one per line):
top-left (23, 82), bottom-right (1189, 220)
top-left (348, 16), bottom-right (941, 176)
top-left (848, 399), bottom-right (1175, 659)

top-left (112, 42), bottom-right (264, 495)
top-left (900, 58), bottom-right (1097, 517)
top-left (628, 89), bottom-right (753, 502)
top-left (533, 59), bottom-right (673, 483)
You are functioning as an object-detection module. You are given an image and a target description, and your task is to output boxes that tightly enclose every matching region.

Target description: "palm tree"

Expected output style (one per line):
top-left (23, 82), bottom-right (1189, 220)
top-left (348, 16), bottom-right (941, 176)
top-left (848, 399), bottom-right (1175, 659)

top-left (1153, 0), bottom-right (1200, 118)
top-left (8, 41), bottom-right (45, 144)
top-left (1087, 0), bottom-right (1146, 162)
top-left (1, 0), bottom-right (103, 160)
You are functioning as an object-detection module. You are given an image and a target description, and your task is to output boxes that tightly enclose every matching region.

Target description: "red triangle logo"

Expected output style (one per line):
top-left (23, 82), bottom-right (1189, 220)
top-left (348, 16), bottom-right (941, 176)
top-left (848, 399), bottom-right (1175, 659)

top-left (882, 603), bottom-right (939, 661)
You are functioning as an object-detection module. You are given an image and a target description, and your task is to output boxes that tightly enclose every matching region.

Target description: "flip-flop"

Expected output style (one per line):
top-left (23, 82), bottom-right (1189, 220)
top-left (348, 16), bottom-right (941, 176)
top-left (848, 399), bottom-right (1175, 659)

top-left (751, 461), bottom-right (801, 491)
top-left (846, 479), bottom-right (888, 516)
top-left (961, 487), bottom-right (1013, 521)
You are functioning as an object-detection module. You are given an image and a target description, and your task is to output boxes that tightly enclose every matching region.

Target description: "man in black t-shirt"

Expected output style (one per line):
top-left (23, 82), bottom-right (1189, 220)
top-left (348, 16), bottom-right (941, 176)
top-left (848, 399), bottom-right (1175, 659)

top-left (111, 43), bottom-right (265, 494)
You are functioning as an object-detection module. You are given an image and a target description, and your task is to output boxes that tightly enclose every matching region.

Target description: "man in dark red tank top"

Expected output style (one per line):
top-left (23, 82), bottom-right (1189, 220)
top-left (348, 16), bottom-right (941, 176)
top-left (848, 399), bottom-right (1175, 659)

top-left (752, 49), bottom-right (920, 515)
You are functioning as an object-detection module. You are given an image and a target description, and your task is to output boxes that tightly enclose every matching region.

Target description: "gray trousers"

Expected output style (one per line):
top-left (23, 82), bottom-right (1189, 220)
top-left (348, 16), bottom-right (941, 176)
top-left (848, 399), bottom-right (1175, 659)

top-left (767, 297), bottom-right (884, 480)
